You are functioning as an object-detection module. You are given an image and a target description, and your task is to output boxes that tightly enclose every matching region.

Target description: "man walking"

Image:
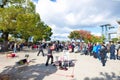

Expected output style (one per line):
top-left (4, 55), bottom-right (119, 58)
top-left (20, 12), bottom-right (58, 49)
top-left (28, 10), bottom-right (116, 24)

top-left (110, 41), bottom-right (116, 60)
top-left (45, 43), bottom-right (54, 66)
top-left (37, 43), bottom-right (44, 56)
top-left (100, 43), bottom-right (107, 66)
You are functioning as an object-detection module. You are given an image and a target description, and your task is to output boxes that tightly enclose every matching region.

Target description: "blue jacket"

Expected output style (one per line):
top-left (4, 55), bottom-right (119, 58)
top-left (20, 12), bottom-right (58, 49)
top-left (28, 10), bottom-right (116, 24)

top-left (93, 45), bottom-right (97, 53)
top-left (96, 45), bottom-right (101, 54)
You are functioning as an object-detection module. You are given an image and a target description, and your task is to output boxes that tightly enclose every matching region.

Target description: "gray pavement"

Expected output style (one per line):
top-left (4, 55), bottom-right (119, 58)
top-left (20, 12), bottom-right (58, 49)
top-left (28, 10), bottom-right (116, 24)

top-left (0, 48), bottom-right (120, 80)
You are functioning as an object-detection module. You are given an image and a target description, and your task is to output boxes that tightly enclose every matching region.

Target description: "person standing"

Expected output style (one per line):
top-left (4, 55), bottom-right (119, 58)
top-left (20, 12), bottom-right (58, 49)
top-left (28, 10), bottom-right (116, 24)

top-left (96, 42), bottom-right (101, 60)
top-left (13, 42), bottom-right (17, 53)
top-left (116, 41), bottom-right (120, 60)
top-left (45, 43), bottom-right (54, 66)
top-left (100, 43), bottom-right (107, 66)
top-left (92, 44), bottom-right (97, 58)
top-left (37, 43), bottom-right (44, 56)
top-left (110, 41), bottom-right (116, 60)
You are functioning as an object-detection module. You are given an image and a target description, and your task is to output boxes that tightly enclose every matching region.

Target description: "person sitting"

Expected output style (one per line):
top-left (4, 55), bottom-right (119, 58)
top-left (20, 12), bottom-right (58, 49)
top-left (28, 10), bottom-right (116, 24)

top-left (57, 56), bottom-right (68, 70)
top-left (16, 54), bottom-right (29, 65)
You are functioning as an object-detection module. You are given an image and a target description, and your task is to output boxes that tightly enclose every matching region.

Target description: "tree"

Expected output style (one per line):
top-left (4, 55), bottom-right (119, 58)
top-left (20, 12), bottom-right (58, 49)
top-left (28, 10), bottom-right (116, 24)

top-left (68, 30), bottom-right (104, 43)
top-left (112, 38), bottom-right (118, 43)
top-left (0, 0), bottom-right (53, 51)
top-left (68, 30), bottom-right (80, 41)
top-left (77, 30), bottom-right (92, 42)
top-left (0, 7), bottom-right (23, 50)
top-left (68, 30), bottom-right (92, 42)
top-left (16, 13), bottom-right (39, 41)
top-left (90, 35), bottom-right (103, 43)
top-left (33, 22), bottom-right (53, 42)
top-left (43, 25), bottom-right (53, 41)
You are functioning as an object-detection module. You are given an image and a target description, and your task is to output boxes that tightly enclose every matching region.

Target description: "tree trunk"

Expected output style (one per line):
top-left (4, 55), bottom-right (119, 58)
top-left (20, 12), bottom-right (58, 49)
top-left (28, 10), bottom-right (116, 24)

top-left (2, 32), bottom-right (9, 52)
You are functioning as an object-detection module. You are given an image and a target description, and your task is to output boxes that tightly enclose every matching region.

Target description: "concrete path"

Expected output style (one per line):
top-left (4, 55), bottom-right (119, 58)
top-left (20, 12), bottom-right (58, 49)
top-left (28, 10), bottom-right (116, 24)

top-left (0, 48), bottom-right (120, 80)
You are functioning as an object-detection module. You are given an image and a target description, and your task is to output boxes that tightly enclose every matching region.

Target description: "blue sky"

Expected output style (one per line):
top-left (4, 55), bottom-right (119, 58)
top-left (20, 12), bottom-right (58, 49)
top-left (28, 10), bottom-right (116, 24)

top-left (32, 0), bottom-right (120, 41)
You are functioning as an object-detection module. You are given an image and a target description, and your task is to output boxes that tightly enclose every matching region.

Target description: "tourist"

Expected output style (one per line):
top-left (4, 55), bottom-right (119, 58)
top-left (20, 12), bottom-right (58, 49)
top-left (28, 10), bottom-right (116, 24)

top-left (37, 43), bottom-right (44, 56)
top-left (110, 41), bottom-right (116, 60)
top-left (100, 43), bottom-right (108, 66)
top-left (45, 43), bottom-right (54, 66)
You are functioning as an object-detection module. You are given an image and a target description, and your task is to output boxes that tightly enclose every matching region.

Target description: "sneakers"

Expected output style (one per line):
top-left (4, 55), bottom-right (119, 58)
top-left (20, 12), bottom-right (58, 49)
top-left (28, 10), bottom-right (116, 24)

top-left (45, 64), bottom-right (48, 66)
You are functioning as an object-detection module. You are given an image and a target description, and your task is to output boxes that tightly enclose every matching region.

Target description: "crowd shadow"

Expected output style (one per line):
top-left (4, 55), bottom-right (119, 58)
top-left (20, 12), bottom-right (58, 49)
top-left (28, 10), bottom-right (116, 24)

top-left (0, 62), bottom-right (57, 80)
top-left (84, 72), bottom-right (120, 80)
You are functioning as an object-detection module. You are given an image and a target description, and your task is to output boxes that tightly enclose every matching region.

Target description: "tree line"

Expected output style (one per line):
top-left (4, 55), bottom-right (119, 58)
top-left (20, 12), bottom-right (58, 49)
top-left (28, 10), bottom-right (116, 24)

top-left (68, 30), bottom-right (105, 43)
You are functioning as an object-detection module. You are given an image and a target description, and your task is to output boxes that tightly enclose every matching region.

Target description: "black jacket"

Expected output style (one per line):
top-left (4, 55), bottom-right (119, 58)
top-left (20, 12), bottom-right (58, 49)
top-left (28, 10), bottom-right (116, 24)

top-left (100, 45), bottom-right (107, 59)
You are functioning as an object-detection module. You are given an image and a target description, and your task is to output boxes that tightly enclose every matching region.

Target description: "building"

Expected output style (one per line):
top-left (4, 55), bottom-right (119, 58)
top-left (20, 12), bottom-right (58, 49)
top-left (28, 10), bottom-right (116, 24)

top-left (117, 21), bottom-right (120, 39)
top-left (100, 23), bottom-right (119, 41)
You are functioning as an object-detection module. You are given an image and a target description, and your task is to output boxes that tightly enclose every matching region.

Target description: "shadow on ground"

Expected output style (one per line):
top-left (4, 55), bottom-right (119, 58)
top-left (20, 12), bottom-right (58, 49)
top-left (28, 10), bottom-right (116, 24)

top-left (84, 72), bottom-right (120, 80)
top-left (0, 63), bottom-right (57, 80)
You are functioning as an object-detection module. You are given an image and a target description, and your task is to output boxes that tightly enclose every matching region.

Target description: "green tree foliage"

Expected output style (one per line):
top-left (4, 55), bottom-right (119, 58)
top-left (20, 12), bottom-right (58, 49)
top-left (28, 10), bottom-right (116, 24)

top-left (0, 7), bottom-right (24, 40)
top-left (42, 25), bottom-right (53, 41)
top-left (33, 22), bottom-right (53, 42)
top-left (16, 13), bottom-right (39, 40)
top-left (68, 30), bottom-right (80, 41)
top-left (0, 0), bottom-right (53, 50)
top-left (112, 38), bottom-right (118, 43)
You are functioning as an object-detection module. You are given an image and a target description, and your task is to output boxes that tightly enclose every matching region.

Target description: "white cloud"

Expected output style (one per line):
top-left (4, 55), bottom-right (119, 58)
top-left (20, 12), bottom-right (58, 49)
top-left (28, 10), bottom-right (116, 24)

top-left (91, 32), bottom-right (101, 36)
top-left (49, 24), bottom-right (72, 40)
top-left (65, 13), bottom-right (76, 25)
top-left (34, 0), bottom-right (120, 41)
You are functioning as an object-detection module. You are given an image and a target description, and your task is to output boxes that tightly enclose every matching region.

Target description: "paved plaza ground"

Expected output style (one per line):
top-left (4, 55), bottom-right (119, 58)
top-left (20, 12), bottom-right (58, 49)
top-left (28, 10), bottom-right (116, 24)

top-left (0, 48), bottom-right (120, 80)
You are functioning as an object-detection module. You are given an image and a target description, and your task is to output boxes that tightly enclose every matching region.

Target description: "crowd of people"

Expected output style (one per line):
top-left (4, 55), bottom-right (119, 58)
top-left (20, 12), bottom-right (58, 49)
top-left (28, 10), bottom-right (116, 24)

top-left (33, 40), bottom-right (120, 67)
top-left (2, 40), bottom-right (120, 67)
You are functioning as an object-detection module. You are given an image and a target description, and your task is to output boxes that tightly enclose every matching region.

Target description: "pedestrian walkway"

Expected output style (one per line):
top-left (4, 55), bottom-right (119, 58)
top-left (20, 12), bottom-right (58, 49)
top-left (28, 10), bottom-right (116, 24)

top-left (0, 49), bottom-right (120, 80)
